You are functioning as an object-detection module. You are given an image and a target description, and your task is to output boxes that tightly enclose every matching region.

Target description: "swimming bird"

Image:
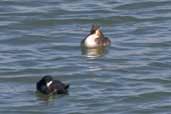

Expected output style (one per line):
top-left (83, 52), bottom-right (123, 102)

top-left (36, 75), bottom-right (69, 95)
top-left (81, 24), bottom-right (111, 48)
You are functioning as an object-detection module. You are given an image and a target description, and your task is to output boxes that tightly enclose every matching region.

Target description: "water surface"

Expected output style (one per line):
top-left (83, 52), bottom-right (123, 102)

top-left (0, 0), bottom-right (171, 114)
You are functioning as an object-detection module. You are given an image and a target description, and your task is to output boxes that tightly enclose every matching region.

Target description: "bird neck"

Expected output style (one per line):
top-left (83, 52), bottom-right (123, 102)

top-left (95, 29), bottom-right (104, 38)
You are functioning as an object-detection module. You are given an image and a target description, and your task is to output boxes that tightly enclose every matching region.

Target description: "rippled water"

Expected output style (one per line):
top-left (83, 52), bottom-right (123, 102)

top-left (0, 0), bottom-right (171, 114)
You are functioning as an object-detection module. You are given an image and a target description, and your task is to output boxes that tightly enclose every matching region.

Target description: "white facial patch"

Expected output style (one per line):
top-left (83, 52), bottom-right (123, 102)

top-left (46, 81), bottom-right (53, 87)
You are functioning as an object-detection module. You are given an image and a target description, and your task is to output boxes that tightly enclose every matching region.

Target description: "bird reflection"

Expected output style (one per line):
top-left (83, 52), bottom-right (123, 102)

top-left (36, 91), bottom-right (56, 102)
top-left (36, 91), bottom-right (65, 103)
top-left (81, 46), bottom-right (108, 58)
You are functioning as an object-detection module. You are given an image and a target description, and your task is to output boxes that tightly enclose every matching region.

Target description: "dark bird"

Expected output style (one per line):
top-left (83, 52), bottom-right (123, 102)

top-left (36, 75), bottom-right (69, 95)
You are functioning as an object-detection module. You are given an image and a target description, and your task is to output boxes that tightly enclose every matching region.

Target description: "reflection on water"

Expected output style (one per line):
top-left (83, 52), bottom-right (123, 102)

top-left (36, 92), bottom-right (56, 102)
top-left (36, 91), bottom-right (66, 102)
top-left (81, 47), bottom-right (108, 58)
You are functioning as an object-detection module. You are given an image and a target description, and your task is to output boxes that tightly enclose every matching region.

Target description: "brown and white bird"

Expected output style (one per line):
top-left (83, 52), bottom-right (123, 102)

top-left (81, 24), bottom-right (111, 48)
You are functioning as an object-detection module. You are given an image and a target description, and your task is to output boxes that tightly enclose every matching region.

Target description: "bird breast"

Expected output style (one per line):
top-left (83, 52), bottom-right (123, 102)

top-left (84, 34), bottom-right (99, 48)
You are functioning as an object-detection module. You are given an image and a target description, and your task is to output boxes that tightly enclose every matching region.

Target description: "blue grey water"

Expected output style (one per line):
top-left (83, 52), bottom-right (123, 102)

top-left (0, 0), bottom-right (171, 114)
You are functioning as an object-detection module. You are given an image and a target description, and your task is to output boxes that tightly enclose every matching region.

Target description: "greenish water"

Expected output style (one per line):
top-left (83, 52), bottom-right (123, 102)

top-left (0, 0), bottom-right (171, 114)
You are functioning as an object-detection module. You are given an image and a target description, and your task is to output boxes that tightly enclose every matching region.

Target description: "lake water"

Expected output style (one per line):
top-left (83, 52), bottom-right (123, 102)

top-left (0, 0), bottom-right (171, 114)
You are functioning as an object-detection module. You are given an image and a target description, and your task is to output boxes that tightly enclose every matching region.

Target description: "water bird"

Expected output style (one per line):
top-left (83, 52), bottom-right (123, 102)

top-left (36, 75), bottom-right (69, 95)
top-left (81, 24), bottom-right (111, 48)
